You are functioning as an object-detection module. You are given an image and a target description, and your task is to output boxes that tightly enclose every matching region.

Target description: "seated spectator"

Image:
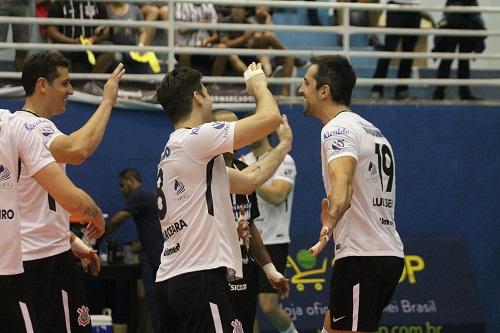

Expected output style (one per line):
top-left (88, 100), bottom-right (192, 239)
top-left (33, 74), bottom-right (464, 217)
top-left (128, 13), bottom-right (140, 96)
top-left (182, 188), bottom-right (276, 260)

top-left (174, 3), bottom-right (226, 76)
top-left (47, 0), bottom-right (114, 74)
top-left (0, 0), bottom-right (35, 71)
top-left (216, 6), bottom-right (295, 96)
top-left (140, 3), bottom-right (168, 46)
top-left (432, 0), bottom-right (486, 100)
top-left (106, 2), bottom-right (151, 74)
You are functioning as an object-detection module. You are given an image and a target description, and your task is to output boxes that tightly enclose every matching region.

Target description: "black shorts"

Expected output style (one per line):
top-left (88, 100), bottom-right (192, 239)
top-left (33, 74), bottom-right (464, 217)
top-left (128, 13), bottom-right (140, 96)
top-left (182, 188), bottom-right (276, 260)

top-left (329, 256), bottom-right (404, 332)
top-left (156, 267), bottom-right (242, 333)
top-left (0, 274), bottom-right (34, 333)
top-left (257, 243), bottom-right (289, 294)
top-left (23, 250), bottom-right (91, 333)
top-left (228, 247), bottom-right (260, 332)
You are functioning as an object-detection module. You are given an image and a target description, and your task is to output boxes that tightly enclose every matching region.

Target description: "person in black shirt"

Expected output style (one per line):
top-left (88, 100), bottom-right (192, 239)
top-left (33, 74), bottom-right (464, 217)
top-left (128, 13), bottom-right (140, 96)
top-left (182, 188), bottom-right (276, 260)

top-left (106, 168), bottom-right (163, 333)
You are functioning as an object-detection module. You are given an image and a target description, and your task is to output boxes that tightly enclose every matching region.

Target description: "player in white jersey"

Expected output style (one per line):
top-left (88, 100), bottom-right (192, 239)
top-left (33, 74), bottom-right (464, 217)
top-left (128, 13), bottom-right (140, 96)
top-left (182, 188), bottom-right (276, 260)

top-left (213, 109), bottom-right (291, 333)
top-left (241, 140), bottom-right (297, 333)
top-left (299, 55), bottom-right (405, 333)
top-left (15, 51), bottom-right (124, 333)
top-left (155, 63), bottom-right (291, 333)
top-left (0, 110), bottom-right (104, 332)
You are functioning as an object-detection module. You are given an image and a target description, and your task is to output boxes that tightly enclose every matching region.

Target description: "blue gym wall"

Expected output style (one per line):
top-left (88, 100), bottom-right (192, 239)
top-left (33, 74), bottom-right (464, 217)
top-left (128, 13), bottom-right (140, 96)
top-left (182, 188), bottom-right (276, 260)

top-left (1, 99), bottom-right (499, 332)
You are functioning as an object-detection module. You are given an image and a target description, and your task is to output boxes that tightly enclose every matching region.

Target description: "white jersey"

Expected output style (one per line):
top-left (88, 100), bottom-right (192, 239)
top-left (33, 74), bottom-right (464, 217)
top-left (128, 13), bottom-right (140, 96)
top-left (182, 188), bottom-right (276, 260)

top-left (0, 110), bottom-right (55, 275)
top-left (321, 112), bottom-right (404, 259)
top-left (14, 111), bottom-right (69, 261)
top-left (155, 121), bottom-right (242, 282)
top-left (241, 152), bottom-right (296, 245)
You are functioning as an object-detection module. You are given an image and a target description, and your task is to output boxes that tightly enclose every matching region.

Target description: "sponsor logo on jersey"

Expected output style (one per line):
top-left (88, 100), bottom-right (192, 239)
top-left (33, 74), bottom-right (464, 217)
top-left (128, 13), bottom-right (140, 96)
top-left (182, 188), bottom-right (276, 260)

top-left (190, 127), bottom-right (200, 135)
top-left (379, 217), bottom-right (394, 226)
top-left (331, 139), bottom-right (345, 150)
top-left (231, 319), bottom-right (244, 333)
top-left (40, 126), bottom-right (55, 137)
top-left (212, 121), bottom-right (225, 130)
top-left (323, 127), bottom-right (350, 140)
top-left (174, 179), bottom-right (189, 201)
top-left (163, 242), bottom-right (180, 256)
top-left (367, 161), bottom-right (379, 183)
top-left (0, 209), bottom-right (15, 220)
top-left (175, 179), bottom-right (186, 195)
top-left (41, 151), bottom-right (53, 160)
top-left (0, 164), bottom-right (11, 181)
top-left (0, 164), bottom-right (14, 189)
top-left (230, 283), bottom-right (247, 291)
top-left (362, 126), bottom-right (384, 138)
top-left (161, 146), bottom-right (170, 160)
top-left (23, 119), bottom-right (49, 132)
top-left (76, 305), bottom-right (91, 327)
top-left (163, 219), bottom-right (188, 241)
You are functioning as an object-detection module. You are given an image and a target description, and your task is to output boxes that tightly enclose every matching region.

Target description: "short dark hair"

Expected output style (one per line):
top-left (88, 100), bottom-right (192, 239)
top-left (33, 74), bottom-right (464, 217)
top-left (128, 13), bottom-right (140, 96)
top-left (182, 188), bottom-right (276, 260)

top-left (156, 66), bottom-right (204, 124)
top-left (119, 168), bottom-right (142, 182)
top-left (310, 55), bottom-right (356, 106)
top-left (22, 52), bottom-right (71, 97)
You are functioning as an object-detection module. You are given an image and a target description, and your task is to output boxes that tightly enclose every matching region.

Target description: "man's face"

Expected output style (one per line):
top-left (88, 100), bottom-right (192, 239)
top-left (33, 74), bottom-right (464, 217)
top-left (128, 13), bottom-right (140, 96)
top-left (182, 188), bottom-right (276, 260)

top-left (119, 178), bottom-right (133, 198)
top-left (298, 64), bottom-right (321, 117)
top-left (46, 67), bottom-right (74, 115)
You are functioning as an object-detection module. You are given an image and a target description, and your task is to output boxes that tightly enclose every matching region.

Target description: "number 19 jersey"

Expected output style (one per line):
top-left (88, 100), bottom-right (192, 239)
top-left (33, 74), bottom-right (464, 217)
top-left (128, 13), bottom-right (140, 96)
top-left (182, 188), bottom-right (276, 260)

top-left (155, 121), bottom-right (243, 283)
top-left (321, 112), bottom-right (404, 259)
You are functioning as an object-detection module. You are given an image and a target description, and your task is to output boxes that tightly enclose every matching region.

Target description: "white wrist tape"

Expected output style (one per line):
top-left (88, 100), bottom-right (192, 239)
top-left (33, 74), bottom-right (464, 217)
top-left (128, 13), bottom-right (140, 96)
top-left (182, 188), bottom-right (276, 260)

top-left (244, 68), bottom-right (264, 83)
top-left (71, 237), bottom-right (91, 254)
top-left (263, 263), bottom-right (283, 280)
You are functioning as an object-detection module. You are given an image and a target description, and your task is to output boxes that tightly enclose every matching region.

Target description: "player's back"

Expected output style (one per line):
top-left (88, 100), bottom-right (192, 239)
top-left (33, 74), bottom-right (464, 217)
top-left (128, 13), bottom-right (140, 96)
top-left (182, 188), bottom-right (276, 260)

top-left (155, 122), bottom-right (242, 282)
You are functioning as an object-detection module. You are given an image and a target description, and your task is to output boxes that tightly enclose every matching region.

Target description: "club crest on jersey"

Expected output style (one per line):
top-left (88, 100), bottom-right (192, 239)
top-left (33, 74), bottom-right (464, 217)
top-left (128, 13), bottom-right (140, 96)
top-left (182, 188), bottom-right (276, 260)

top-left (40, 126), bottom-right (55, 137)
top-left (77, 305), bottom-right (91, 327)
top-left (231, 319), bottom-right (244, 333)
top-left (212, 121), bottom-right (225, 130)
top-left (0, 164), bottom-right (14, 189)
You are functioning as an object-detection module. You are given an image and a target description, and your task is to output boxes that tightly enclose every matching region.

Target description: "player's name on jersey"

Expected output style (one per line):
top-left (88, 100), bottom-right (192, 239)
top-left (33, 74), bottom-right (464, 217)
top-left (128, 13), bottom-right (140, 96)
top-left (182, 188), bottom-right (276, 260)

top-left (372, 197), bottom-right (393, 208)
top-left (0, 209), bottom-right (15, 220)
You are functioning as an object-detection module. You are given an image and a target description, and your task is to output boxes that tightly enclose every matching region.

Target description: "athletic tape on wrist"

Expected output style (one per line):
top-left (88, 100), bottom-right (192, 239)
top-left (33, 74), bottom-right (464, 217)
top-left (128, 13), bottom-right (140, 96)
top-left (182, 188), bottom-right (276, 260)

top-left (244, 68), bottom-right (264, 83)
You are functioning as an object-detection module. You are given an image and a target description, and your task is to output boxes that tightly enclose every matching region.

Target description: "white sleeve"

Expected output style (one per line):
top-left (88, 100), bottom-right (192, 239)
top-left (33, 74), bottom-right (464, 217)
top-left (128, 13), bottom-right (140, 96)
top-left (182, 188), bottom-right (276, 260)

top-left (184, 121), bottom-right (235, 162)
top-left (15, 120), bottom-right (56, 177)
top-left (34, 120), bottom-right (64, 149)
top-left (273, 154), bottom-right (296, 185)
top-left (321, 122), bottom-right (360, 163)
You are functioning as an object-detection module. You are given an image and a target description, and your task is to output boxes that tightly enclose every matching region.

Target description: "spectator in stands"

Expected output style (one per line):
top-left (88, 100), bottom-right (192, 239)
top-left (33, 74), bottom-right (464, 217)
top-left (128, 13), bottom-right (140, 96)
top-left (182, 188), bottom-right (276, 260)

top-left (174, 3), bottom-right (227, 76)
top-left (432, 0), bottom-right (486, 100)
top-left (0, 0), bottom-right (35, 71)
top-left (140, 3), bottom-right (169, 46)
top-left (47, 0), bottom-right (114, 74)
top-left (106, 2), bottom-right (151, 73)
top-left (216, 6), bottom-right (295, 96)
top-left (306, 0), bottom-right (323, 26)
top-left (371, 0), bottom-right (422, 100)
top-left (35, 0), bottom-right (52, 43)
top-left (334, 0), bottom-right (383, 49)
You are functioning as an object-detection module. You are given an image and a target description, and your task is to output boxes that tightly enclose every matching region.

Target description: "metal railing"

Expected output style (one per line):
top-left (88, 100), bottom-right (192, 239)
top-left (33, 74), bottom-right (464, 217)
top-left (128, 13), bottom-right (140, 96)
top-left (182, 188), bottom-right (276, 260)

top-left (0, 0), bottom-right (499, 88)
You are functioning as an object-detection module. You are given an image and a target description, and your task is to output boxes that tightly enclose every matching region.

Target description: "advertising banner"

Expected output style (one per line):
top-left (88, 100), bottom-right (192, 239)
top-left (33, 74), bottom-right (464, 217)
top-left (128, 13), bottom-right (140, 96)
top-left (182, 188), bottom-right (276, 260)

top-left (258, 237), bottom-right (484, 333)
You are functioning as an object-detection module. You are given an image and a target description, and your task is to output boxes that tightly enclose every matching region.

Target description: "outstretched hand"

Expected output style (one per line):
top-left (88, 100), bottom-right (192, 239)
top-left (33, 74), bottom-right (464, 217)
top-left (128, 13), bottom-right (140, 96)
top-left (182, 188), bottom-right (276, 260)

top-left (309, 198), bottom-right (333, 256)
top-left (102, 63), bottom-right (126, 106)
top-left (277, 114), bottom-right (293, 151)
top-left (244, 62), bottom-right (267, 96)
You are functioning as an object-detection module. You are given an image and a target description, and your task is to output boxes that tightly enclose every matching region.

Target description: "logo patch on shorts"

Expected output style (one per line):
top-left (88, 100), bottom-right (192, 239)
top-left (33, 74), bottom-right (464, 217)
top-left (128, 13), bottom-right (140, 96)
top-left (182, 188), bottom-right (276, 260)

top-left (231, 319), bottom-right (244, 333)
top-left (77, 305), bottom-right (91, 327)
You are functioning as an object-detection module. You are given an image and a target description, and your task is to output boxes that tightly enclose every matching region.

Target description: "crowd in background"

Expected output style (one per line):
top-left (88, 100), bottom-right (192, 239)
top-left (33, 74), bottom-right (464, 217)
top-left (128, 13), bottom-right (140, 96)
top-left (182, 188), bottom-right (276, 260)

top-left (0, 0), bottom-right (489, 99)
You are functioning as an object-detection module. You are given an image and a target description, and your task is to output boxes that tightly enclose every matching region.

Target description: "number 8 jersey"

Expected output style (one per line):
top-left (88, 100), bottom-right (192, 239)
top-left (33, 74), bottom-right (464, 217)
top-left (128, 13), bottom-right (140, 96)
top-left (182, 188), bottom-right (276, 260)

top-left (321, 112), bottom-right (404, 259)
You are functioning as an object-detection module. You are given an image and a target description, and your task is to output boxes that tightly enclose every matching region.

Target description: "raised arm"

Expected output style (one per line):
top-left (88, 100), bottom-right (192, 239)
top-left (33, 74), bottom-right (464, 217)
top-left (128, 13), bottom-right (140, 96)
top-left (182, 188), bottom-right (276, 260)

top-left (32, 162), bottom-right (105, 239)
top-left (228, 115), bottom-right (292, 194)
top-left (49, 64), bottom-right (125, 165)
top-left (233, 63), bottom-right (282, 150)
top-left (104, 210), bottom-right (132, 236)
